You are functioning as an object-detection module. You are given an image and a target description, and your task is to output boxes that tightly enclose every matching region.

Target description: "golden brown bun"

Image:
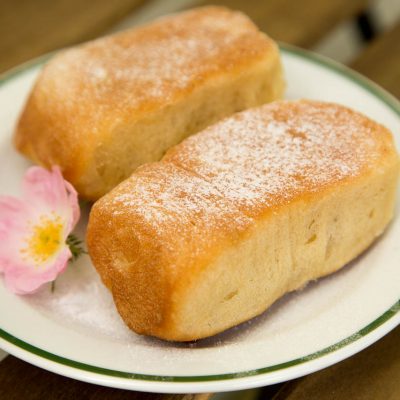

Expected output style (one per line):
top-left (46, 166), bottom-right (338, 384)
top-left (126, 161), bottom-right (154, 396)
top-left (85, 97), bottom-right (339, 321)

top-left (87, 100), bottom-right (399, 341)
top-left (14, 6), bottom-right (285, 200)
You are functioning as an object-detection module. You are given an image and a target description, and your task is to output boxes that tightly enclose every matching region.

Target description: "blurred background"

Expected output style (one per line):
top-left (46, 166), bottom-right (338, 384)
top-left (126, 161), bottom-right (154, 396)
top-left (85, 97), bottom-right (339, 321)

top-left (0, 1), bottom-right (400, 399)
top-left (1, 0), bottom-right (399, 98)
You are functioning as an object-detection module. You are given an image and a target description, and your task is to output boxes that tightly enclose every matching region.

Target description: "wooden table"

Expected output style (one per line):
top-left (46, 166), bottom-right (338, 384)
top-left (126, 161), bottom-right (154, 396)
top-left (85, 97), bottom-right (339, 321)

top-left (0, 1), bottom-right (399, 399)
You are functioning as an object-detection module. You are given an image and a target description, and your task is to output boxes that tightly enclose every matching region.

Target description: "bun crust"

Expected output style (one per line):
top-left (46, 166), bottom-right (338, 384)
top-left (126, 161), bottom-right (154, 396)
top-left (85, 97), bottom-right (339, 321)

top-left (87, 100), bottom-right (399, 341)
top-left (14, 6), bottom-right (284, 200)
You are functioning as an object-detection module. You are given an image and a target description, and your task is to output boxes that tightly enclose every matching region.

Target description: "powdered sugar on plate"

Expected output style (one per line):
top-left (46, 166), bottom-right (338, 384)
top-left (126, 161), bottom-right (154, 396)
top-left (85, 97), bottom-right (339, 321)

top-left (26, 207), bottom-right (136, 342)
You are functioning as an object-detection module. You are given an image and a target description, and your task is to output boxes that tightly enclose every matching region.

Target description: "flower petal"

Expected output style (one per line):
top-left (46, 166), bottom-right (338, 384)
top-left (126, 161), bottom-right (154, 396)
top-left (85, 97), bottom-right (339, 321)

top-left (0, 196), bottom-right (33, 229)
top-left (3, 246), bottom-right (71, 295)
top-left (22, 166), bottom-right (80, 236)
top-left (23, 166), bottom-right (63, 209)
top-left (1, 166), bottom-right (81, 294)
top-left (23, 166), bottom-right (74, 210)
top-left (0, 196), bottom-right (34, 272)
top-left (50, 167), bottom-right (80, 230)
top-left (64, 179), bottom-right (80, 232)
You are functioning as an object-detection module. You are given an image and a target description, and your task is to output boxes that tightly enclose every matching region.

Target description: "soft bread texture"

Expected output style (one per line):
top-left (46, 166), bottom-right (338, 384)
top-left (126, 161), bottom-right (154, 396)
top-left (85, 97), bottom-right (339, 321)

top-left (87, 100), bottom-right (399, 341)
top-left (14, 6), bottom-right (285, 200)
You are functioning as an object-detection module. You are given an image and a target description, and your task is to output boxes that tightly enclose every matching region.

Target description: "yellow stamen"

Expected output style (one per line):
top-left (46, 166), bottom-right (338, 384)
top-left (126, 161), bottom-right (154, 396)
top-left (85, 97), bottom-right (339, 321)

top-left (21, 215), bottom-right (64, 265)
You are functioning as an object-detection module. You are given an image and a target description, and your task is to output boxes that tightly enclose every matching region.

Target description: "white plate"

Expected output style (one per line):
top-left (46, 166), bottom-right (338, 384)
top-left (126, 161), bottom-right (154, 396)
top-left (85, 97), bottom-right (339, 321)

top-left (0, 45), bottom-right (399, 394)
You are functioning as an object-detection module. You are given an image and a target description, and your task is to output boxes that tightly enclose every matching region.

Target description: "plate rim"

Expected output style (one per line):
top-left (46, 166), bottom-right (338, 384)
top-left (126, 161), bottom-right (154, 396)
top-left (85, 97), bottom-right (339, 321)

top-left (0, 43), bottom-right (399, 390)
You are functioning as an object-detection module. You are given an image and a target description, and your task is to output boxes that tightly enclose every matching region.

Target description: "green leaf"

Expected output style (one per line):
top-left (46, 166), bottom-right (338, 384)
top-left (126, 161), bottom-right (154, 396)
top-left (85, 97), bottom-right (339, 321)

top-left (66, 234), bottom-right (87, 261)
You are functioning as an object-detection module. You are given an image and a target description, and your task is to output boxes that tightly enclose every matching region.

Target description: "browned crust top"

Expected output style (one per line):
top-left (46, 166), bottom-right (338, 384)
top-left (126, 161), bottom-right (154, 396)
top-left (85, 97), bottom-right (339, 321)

top-left (95, 99), bottom-right (399, 265)
top-left (88, 99), bottom-right (399, 337)
top-left (14, 6), bottom-right (276, 185)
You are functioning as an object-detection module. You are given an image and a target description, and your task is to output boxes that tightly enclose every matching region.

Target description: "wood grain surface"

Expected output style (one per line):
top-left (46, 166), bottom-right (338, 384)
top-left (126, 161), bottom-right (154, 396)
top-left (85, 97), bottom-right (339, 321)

top-left (0, 0), bottom-right (147, 72)
top-left (351, 21), bottom-right (400, 98)
top-left (0, 1), bottom-right (399, 399)
top-left (0, 355), bottom-right (210, 400)
top-left (274, 326), bottom-right (400, 400)
top-left (0, 0), bottom-right (370, 73)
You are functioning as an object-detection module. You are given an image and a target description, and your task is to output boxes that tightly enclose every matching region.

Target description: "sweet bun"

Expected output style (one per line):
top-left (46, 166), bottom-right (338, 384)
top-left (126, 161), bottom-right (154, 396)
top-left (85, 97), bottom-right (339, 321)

top-left (87, 100), bottom-right (399, 341)
top-left (14, 6), bottom-right (285, 200)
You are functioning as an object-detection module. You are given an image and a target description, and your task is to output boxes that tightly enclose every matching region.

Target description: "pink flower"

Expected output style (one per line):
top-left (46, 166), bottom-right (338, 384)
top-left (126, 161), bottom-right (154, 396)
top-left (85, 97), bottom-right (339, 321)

top-left (0, 166), bottom-right (80, 294)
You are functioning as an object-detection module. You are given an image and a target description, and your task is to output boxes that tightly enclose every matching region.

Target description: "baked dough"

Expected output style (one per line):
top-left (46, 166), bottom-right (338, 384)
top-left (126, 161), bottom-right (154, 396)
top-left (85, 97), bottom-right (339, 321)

top-left (14, 6), bottom-right (285, 200)
top-left (87, 100), bottom-right (399, 341)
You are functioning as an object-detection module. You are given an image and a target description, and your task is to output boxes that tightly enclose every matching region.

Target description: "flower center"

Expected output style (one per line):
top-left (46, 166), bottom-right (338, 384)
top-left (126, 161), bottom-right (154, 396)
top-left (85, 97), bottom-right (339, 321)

top-left (22, 215), bottom-right (64, 265)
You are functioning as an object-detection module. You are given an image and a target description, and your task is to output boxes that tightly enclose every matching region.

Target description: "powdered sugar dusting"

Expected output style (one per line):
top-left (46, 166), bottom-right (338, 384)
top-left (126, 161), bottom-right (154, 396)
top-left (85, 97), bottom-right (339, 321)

top-left (105, 163), bottom-right (253, 257)
top-left (43, 7), bottom-right (269, 117)
top-left (96, 100), bottom-right (386, 260)
top-left (165, 100), bottom-right (384, 215)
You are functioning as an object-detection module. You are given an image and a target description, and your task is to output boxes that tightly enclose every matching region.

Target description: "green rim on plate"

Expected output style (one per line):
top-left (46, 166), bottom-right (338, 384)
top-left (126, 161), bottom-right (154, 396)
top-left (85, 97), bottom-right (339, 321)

top-left (0, 44), bottom-right (399, 383)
